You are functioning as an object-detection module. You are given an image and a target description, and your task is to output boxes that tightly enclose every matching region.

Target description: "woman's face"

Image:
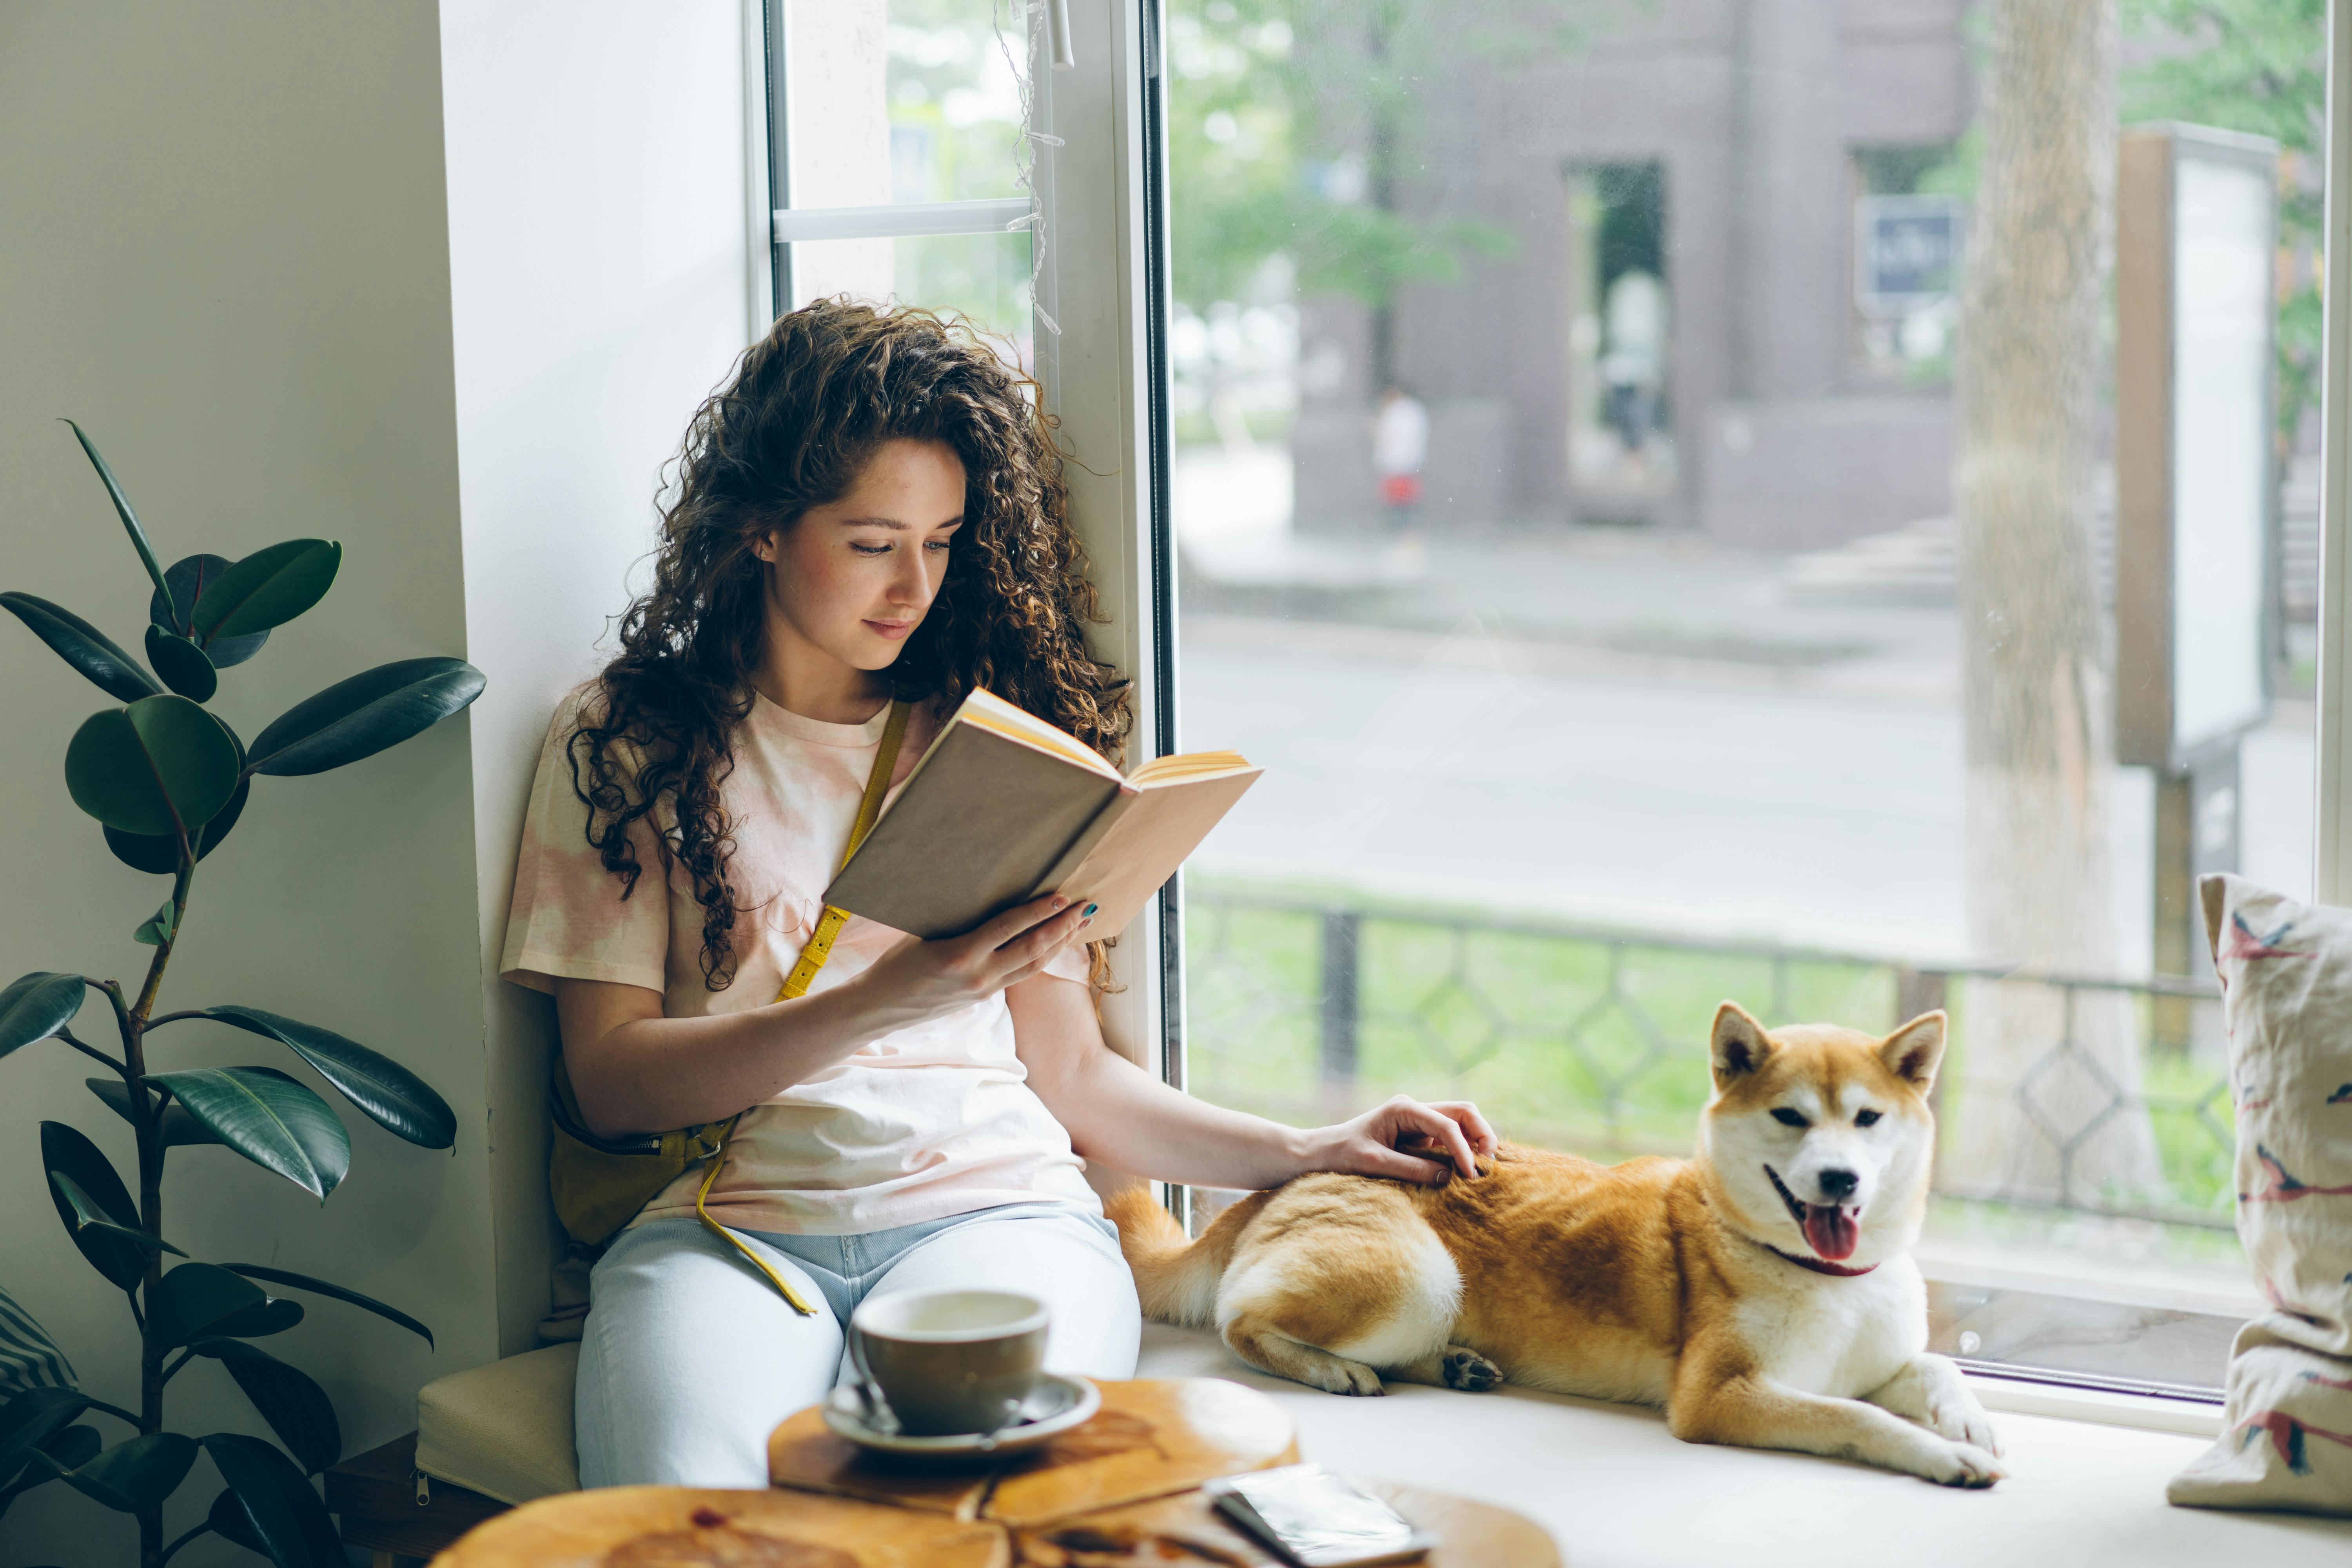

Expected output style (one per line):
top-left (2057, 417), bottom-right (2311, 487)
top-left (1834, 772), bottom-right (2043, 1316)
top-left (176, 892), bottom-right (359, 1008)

top-left (755, 437), bottom-right (966, 675)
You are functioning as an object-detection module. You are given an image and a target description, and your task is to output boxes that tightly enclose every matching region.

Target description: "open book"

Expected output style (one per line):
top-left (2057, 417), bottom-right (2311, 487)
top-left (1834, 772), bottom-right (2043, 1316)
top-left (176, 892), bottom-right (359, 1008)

top-left (824, 688), bottom-right (1261, 942)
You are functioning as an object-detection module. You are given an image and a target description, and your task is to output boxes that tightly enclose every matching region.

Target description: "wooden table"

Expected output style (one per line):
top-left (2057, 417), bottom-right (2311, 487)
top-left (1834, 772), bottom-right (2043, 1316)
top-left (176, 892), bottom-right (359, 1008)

top-left (434, 1377), bottom-right (1557, 1566)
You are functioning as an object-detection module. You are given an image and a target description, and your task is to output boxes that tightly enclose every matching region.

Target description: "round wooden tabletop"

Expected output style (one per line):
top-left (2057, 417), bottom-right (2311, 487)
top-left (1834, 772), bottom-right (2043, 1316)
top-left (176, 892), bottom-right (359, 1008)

top-left (435, 1479), bottom-right (1559, 1568)
top-left (435, 1379), bottom-right (1559, 1567)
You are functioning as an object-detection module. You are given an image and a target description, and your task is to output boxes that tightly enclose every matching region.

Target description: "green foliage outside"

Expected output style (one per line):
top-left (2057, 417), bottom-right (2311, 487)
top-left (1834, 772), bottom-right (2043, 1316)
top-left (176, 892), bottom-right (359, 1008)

top-left (1183, 879), bottom-right (2238, 1225)
top-left (1165, 0), bottom-right (1621, 318)
top-left (0, 426), bottom-right (483, 1566)
top-left (2123, 0), bottom-right (2325, 452)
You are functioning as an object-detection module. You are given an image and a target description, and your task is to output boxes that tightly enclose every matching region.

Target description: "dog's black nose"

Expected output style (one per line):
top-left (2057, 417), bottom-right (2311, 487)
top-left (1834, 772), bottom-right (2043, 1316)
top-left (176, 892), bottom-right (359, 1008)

top-left (1816, 1168), bottom-right (1859, 1201)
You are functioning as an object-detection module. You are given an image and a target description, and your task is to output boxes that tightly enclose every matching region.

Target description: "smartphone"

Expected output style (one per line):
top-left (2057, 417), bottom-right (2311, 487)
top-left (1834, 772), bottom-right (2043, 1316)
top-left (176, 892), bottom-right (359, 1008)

top-left (1202, 1465), bottom-right (1437, 1568)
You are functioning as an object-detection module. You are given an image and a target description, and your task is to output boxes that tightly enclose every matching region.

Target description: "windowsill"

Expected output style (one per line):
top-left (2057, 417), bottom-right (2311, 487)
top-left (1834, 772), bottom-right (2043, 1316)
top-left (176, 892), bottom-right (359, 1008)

top-left (1135, 1323), bottom-right (2352, 1567)
top-left (1964, 1369), bottom-right (2221, 1437)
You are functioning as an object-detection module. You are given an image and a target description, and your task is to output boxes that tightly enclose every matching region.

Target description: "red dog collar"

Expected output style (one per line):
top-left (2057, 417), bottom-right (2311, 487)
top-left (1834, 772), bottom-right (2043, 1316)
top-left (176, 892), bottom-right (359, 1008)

top-left (1766, 1244), bottom-right (1878, 1278)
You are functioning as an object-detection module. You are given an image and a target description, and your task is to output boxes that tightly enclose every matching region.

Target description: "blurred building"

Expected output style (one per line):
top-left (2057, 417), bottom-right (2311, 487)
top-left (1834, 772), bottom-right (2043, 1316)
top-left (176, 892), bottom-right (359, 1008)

top-left (1294, 0), bottom-right (1972, 548)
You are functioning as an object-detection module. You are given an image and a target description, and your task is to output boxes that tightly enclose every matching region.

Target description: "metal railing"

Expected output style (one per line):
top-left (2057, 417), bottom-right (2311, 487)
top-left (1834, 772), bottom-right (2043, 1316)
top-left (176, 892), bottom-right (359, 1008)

top-left (1183, 883), bottom-right (2235, 1229)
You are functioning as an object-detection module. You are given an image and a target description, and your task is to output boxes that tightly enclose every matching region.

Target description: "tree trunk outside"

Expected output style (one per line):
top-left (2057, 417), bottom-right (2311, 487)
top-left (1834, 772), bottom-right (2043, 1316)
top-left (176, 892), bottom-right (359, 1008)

top-left (1947, 0), bottom-right (2161, 1205)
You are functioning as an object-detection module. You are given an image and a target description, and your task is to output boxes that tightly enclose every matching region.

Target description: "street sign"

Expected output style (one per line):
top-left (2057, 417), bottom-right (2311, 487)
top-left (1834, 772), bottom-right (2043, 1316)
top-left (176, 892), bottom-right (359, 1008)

top-left (1855, 194), bottom-right (1964, 317)
top-left (2115, 122), bottom-right (2279, 771)
top-left (2115, 121), bottom-right (2279, 992)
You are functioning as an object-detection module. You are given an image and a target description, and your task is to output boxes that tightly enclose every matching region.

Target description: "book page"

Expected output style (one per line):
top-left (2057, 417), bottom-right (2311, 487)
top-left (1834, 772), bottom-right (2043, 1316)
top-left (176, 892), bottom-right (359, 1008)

top-left (1130, 750), bottom-right (1253, 785)
top-left (955, 688), bottom-right (1120, 778)
top-left (826, 724), bottom-right (1122, 939)
top-left (1045, 766), bottom-right (1262, 938)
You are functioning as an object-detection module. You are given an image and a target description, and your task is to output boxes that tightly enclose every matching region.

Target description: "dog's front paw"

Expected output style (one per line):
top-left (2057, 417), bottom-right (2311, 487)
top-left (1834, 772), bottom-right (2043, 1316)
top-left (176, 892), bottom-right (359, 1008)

top-left (1921, 1439), bottom-right (2004, 1488)
top-left (1441, 1347), bottom-right (1503, 1393)
top-left (1312, 1358), bottom-right (1386, 1397)
top-left (1926, 1395), bottom-right (2003, 1458)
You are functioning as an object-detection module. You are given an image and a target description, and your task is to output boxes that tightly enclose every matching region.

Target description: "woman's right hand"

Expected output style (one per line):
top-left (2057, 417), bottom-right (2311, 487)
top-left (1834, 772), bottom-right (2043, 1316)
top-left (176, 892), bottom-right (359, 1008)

top-left (847, 894), bottom-right (1091, 1031)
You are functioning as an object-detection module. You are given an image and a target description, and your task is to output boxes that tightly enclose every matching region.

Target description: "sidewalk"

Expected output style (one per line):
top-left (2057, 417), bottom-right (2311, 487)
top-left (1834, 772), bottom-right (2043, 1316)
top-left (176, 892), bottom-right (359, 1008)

top-left (1171, 449), bottom-right (2316, 967)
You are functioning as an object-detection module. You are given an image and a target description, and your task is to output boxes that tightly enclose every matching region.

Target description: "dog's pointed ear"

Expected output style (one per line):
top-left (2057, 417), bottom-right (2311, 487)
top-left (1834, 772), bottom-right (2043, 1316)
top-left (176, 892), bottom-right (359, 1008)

top-left (1710, 1002), bottom-right (1775, 1088)
top-left (1880, 1011), bottom-right (1947, 1092)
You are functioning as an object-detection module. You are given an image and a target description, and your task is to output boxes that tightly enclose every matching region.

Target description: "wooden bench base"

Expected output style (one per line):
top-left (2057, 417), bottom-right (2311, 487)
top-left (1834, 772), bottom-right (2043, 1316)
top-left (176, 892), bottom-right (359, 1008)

top-left (324, 1432), bottom-right (508, 1565)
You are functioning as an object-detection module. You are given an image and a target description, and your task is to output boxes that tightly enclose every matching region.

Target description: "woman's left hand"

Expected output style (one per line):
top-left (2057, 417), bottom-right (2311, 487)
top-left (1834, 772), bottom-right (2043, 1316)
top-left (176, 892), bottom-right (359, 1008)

top-left (1302, 1094), bottom-right (1498, 1185)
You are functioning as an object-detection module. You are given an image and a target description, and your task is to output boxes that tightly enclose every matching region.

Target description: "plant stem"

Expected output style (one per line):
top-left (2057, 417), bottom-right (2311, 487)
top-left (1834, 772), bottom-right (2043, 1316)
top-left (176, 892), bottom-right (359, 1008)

top-left (82, 1397), bottom-right (142, 1427)
top-left (123, 857), bottom-right (192, 1568)
top-left (128, 861), bottom-right (192, 1025)
top-left (156, 1522), bottom-right (212, 1565)
top-left (54, 1025), bottom-right (128, 1076)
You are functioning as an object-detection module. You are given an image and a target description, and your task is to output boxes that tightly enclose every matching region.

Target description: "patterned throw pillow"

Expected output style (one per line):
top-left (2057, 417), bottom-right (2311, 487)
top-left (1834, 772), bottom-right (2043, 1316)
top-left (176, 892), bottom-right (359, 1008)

top-left (2168, 874), bottom-right (2352, 1515)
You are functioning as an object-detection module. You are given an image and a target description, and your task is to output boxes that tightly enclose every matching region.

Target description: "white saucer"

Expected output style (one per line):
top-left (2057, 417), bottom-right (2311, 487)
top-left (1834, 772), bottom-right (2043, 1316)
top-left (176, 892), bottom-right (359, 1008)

top-left (820, 1372), bottom-right (1100, 1457)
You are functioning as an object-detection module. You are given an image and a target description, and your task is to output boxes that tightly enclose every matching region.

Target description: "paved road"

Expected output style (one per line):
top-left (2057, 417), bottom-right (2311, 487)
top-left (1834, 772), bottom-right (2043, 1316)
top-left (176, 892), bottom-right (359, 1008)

top-left (1175, 550), bottom-right (2314, 969)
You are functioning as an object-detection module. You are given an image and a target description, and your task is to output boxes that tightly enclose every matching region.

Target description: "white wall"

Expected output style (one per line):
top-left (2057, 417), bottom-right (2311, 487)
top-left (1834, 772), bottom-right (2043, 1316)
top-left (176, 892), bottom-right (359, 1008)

top-left (0, 6), bottom-right (488, 1562)
top-left (437, 0), bottom-right (759, 1354)
top-left (0, 4), bottom-right (757, 1561)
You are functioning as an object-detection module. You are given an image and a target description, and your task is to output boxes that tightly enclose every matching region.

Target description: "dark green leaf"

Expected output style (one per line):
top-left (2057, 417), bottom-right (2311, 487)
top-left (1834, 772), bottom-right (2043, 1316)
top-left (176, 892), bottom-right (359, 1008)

top-left (145, 1067), bottom-right (348, 1201)
top-left (193, 540), bottom-right (339, 642)
top-left (60, 1431), bottom-right (196, 1512)
top-left (85, 1077), bottom-right (220, 1147)
top-left (2, 1425), bottom-right (100, 1516)
top-left (132, 897), bottom-right (177, 947)
top-left (0, 593), bottom-right (161, 702)
top-left (39, 1122), bottom-right (146, 1290)
top-left (247, 656), bottom-right (484, 777)
top-left (147, 1264), bottom-right (265, 1349)
top-left (3, 1424), bottom-right (98, 1515)
top-left (61, 421), bottom-right (171, 605)
top-left (0, 1389), bottom-right (92, 1490)
top-left (143, 624), bottom-right (217, 702)
top-left (47, 1172), bottom-right (186, 1261)
top-left (105, 775), bottom-right (248, 874)
top-left (200, 1433), bottom-right (338, 1568)
top-left (207, 1485), bottom-right (266, 1552)
top-left (203, 1298), bottom-right (302, 1340)
top-left (194, 1007), bottom-right (456, 1149)
top-left (41, 1425), bottom-right (100, 1472)
top-left (153, 554), bottom-right (269, 664)
top-left (221, 1265), bottom-right (433, 1350)
top-left (0, 973), bottom-right (86, 1060)
top-left (64, 695), bottom-right (239, 837)
top-left (190, 1341), bottom-right (338, 1474)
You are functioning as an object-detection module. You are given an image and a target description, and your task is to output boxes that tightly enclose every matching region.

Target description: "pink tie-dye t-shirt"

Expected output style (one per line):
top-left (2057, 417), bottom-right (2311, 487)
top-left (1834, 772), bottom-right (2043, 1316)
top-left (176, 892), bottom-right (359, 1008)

top-left (498, 686), bottom-right (1098, 1235)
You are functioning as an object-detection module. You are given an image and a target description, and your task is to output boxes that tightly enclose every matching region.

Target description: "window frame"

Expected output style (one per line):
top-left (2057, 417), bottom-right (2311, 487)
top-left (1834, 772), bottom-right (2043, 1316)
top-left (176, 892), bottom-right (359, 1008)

top-left (2319, 0), bottom-right (2352, 905)
top-left (756, 0), bottom-right (1178, 1089)
top-left (760, 0), bottom-right (2352, 1401)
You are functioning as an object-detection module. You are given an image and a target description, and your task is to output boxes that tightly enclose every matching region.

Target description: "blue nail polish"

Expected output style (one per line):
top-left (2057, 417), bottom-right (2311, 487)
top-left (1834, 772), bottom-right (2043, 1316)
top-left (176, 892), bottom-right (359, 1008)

top-left (1082, 903), bottom-right (1098, 917)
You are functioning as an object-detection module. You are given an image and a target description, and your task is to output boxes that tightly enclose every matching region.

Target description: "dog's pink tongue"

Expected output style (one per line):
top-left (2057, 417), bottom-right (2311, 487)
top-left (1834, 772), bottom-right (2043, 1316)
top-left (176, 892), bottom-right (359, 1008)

top-left (1802, 1205), bottom-right (1860, 1261)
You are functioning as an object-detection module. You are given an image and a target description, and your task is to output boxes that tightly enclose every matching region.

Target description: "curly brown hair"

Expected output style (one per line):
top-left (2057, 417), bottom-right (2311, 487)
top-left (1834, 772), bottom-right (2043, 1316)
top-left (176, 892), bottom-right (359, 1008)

top-left (569, 299), bottom-right (1133, 990)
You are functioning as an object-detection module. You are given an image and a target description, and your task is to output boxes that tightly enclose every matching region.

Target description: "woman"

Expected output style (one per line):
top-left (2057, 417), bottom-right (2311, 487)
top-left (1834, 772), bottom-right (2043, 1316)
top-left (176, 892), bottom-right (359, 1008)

top-left (500, 300), bottom-right (1494, 1488)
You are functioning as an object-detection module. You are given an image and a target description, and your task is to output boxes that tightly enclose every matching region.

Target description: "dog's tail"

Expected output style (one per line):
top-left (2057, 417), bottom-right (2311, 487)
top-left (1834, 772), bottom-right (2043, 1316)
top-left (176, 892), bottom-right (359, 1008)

top-left (1102, 1185), bottom-right (1270, 1328)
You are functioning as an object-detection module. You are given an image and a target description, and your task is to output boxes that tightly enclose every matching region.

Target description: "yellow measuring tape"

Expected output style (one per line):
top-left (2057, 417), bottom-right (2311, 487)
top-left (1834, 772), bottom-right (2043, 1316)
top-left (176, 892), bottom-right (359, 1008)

top-left (694, 698), bottom-right (911, 1315)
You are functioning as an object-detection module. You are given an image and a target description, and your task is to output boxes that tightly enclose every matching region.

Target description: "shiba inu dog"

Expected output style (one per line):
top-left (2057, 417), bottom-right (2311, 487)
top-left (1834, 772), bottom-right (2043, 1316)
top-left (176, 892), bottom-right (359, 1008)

top-left (1109, 1002), bottom-right (2004, 1486)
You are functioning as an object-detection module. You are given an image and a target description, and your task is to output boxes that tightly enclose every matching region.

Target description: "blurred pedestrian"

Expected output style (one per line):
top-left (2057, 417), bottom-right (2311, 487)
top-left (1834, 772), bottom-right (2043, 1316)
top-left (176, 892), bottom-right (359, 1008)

top-left (1601, 269), bottom-right (1665, 479)
top-left (1374, 384), bottom-right (1428, 538)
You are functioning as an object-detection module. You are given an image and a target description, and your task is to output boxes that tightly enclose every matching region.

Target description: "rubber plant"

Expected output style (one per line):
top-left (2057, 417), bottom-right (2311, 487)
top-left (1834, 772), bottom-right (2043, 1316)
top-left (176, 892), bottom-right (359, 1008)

top-left (0, 423), bottom-right (482, 1567)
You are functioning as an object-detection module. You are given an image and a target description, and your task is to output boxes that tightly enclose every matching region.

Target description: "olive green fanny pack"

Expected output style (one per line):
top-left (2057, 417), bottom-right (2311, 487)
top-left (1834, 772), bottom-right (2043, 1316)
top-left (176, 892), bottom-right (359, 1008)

top-left (546, 1057), bottom-right (728, 1249)
top-left (544, 699), bottom-right (911, 1311)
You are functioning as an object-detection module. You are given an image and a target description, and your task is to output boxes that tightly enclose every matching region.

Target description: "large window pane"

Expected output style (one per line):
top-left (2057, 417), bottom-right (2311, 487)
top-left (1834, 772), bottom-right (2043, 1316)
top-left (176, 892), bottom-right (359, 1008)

top-left (784, 0), bottom-right (1028, 209)
top-left (1167, 0), bottom-right (2325, 1394)
top-left (788, 230), bottom-right (1034, 361)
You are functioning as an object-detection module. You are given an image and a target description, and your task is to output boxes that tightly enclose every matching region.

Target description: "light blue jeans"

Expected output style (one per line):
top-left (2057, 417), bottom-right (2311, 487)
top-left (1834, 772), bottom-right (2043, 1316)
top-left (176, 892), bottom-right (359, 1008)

top-left (574, 1203), bottom-right (1142, 1488)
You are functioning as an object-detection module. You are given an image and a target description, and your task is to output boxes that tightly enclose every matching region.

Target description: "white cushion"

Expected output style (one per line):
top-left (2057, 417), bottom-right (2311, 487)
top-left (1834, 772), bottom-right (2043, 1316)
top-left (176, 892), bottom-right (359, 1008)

top-left (402, 1312), bottom-right (2352, 1562)
top-left (1137, 1324), bottom-right (2352, 1566)
top-left (2167, 875), bottom-right (2352, 1515)
top-left (415, 1341), bottom-right (580, 1505)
